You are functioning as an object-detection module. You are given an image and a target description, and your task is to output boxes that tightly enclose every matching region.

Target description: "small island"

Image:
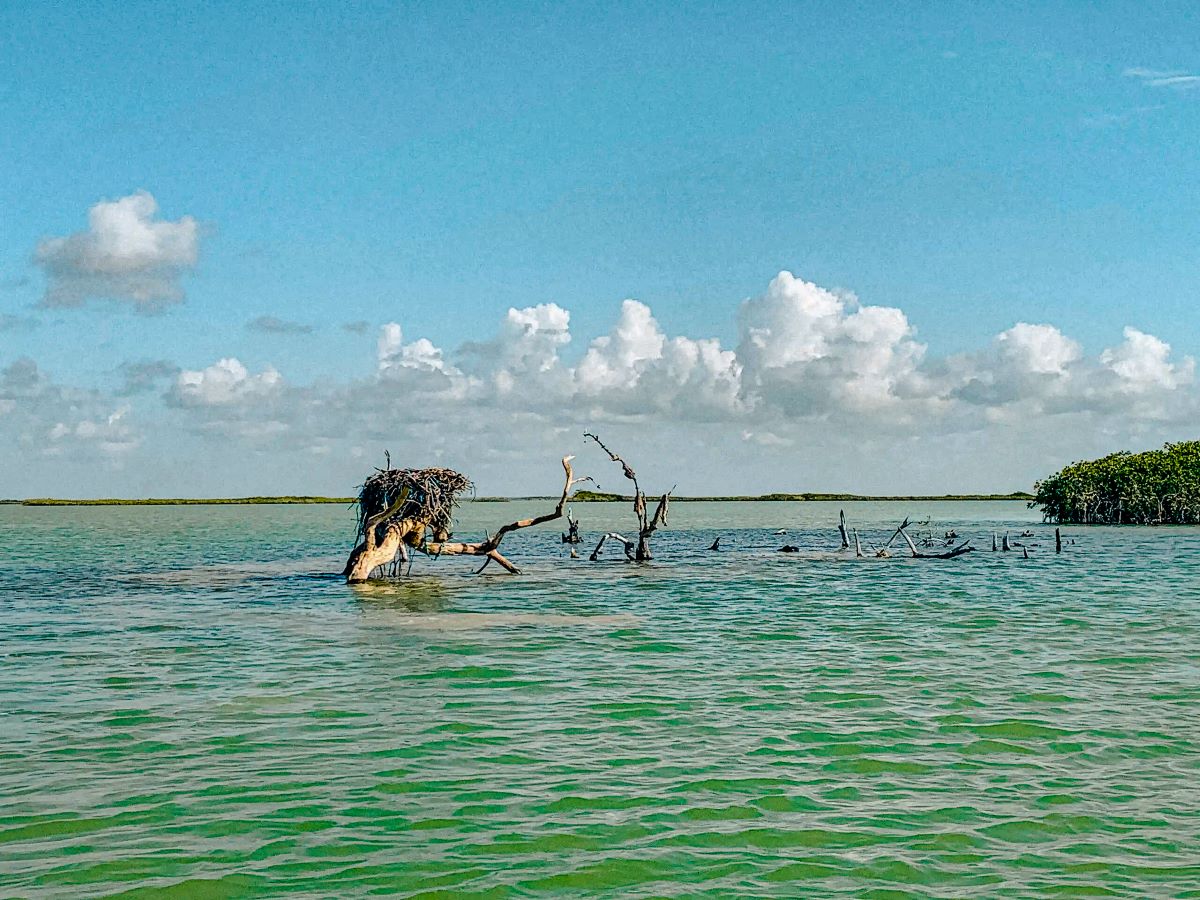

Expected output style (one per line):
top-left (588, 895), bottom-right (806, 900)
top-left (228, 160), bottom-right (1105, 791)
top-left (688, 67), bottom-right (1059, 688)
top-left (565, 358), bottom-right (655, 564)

top-left (1032, 440), bottom-right (1200, 525)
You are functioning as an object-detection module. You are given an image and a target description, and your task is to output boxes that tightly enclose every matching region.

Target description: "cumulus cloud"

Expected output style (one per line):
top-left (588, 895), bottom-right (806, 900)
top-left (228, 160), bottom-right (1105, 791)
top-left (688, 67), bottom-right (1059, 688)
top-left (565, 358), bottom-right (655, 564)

top-left (996, 323), bottom-right (1081, 375)
top-left (6, 271), bottom-right (1199, 495)
top-left (35, 191), bottom-right (199, 310)
top-left (1101, 327), bottom-right (1194, 392)
top-left (737, 271), bottom-right (927, 417)
top-left (377, 322), bottom-right (473, 401)
top-left (164, 272), bottom-right (1197, 443)
top-left (575, 300), bottom-right (741, 418)
top-left (247, 315), bottom-right (313, 335)
top-left (170, 358), bottom-right (282, 407)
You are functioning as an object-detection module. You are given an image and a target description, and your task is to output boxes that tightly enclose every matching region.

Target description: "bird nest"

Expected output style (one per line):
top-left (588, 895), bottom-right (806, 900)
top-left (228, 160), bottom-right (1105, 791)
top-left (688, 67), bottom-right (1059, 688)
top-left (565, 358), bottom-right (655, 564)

top-left (355, 466), bottom-right (473, 539)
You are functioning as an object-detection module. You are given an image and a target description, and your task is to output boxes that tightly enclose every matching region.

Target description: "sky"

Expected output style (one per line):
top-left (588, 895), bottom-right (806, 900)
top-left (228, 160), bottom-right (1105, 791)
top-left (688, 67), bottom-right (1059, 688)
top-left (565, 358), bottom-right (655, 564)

top-left (2, 1), bottom-right (1199, 497)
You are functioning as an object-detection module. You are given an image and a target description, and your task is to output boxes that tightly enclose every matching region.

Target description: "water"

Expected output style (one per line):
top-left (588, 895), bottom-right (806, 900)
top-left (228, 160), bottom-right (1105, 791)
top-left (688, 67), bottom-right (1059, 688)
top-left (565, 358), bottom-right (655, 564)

top-left (3, 501), bottom-right (1200, 897)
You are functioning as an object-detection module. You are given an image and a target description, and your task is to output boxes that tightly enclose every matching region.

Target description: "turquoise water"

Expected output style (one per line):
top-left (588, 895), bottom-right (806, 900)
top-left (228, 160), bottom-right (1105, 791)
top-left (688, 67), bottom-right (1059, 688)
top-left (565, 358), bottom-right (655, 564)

top-left (3, 501), bottom-right (1200, 898)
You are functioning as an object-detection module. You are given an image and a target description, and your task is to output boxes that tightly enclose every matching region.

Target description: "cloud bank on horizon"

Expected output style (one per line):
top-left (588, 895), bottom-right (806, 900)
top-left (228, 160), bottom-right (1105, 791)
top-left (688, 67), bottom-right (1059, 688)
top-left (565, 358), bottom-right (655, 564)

top-left (3, 194), bottom-right (1196, 498)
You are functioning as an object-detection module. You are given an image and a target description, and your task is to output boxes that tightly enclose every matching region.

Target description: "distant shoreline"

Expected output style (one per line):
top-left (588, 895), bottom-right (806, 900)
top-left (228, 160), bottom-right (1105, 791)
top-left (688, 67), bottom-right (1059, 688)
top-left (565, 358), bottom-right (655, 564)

top-left (7, 492), bottom-right (1033, 507)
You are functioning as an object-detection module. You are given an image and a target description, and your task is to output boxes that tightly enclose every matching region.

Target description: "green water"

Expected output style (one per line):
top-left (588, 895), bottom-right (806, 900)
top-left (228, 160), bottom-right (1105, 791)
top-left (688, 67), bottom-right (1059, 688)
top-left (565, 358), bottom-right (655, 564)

top-left (3, 501), bottom-right (1200, 898)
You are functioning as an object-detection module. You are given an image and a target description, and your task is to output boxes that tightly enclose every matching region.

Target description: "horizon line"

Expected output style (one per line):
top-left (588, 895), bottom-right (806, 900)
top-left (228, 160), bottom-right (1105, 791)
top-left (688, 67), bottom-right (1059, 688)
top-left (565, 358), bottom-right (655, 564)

top-left (6, 491), bottom-right (1035, 507)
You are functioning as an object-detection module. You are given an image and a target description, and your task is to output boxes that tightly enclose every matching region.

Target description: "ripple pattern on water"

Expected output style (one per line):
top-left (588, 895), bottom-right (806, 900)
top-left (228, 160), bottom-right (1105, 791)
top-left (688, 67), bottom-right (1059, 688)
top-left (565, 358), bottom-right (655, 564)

top-left (3, 501), bottom-right (1200, 897)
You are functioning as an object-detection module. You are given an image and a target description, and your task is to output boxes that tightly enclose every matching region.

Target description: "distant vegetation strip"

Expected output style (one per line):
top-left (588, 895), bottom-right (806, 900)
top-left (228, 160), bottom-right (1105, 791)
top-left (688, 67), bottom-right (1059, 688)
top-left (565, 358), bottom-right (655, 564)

top-left (566, 490), bottom-right (1033, 502)
top-left (13, 491), bottom-right (1033, 506)
top-left (20, 496), bottom-right (355, 506)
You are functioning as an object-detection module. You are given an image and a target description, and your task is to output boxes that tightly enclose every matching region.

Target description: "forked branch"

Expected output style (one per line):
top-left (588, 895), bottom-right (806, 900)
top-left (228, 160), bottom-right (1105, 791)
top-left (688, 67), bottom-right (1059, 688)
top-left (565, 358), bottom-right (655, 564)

top-left (583, 432), bottom-right (671, 561)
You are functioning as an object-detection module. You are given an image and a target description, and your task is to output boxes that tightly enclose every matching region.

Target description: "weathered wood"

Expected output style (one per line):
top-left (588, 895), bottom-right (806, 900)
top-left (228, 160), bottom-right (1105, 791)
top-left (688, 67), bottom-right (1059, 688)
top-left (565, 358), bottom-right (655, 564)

top-left (561, 508), bottom-right (582, 543)
top-left (590, 531), bottom-right (634, 561)
top-left (898, 522), bottom-right (974, 559)
top-left (583, 432), bottom-right (670, 561)
top-left (838, 509), bottom-right (850, 550)
top-left (883, 517), bottom-right (911, 549)
top-left (346, 455), bottom-right (587, 581)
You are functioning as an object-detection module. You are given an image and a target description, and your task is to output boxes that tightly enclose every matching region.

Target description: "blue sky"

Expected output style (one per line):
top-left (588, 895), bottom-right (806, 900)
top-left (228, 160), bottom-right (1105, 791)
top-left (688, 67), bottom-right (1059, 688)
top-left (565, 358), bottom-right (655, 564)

top-left (2, 2), bottom-right (1199, 496)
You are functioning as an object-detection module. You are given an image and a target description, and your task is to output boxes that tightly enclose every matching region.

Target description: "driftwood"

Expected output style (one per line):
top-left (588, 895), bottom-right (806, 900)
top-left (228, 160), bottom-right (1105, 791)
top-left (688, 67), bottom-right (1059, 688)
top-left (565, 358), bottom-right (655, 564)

top-left (709, 536), bottom-right (722, 551)
top-left (583, 432), bottom-right (670, 561)
top-left (897, 521), bottom-right (974, 560)
top-left (344, 455), bottom-right (589, 581)
top-left (883, 517), bottom-right (911, 550)
top-left (852, 528), bottom-right (863, 558)
top-left (838, 510), bottom-right (850, 550)
top-left (590, 532), bottom-right (635, 561)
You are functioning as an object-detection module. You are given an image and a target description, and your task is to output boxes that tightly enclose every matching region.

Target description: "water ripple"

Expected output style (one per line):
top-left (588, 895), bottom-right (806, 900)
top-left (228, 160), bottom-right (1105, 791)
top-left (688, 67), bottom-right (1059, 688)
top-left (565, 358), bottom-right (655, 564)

top-left (2, 502), bottom-right (1200, 896)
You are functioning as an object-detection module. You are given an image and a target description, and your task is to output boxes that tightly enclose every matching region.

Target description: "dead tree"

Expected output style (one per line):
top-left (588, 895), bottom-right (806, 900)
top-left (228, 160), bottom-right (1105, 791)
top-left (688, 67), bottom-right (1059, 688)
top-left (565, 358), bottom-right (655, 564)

top-left (343, 455), bottom-right (589, 582)
top-left (897, 520), bottom-right (974, 560)
top-left (837, 510), bottom-right (850, 550)
top-left (583, 432), bottom-right (670, 561)
top-left (561, 508), bottom-right (582, 544)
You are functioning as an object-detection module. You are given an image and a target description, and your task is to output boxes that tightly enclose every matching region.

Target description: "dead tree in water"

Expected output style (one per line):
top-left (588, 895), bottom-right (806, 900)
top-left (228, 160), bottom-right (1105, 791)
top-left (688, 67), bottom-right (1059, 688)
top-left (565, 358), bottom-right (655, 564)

top-left (583, 432), bottom-right (670, 561)
top-left (561, 509), bottom-right (582, 544)
top-left (896, 519), bottom-right (974, 560)
top-left (343, 456), bottom-right (590, 582)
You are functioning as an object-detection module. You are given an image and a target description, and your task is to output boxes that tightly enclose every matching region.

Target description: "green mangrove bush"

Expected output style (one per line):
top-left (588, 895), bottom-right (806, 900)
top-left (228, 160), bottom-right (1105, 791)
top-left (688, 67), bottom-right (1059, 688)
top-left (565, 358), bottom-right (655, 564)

top-left (1032, 440), bottom-right (1200, 524)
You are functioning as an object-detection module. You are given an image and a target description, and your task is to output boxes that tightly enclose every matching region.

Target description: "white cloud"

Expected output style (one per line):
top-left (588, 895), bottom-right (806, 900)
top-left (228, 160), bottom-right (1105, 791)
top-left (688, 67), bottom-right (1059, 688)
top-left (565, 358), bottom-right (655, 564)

top-left (573, 300), bottom-right (742, 418)
top-left (996, 322), bottom-right (1081, 375)
top-left (171, 358), bottom-right (282, 407)
top-left (159, 274), bottom-right (1199, 446)
top-left (1124, 67), bottom-right (1200, 89)
top-left (35, 191), bottom-right (199, 310)
top-left (577, 300), bottom-right (667, 393)
top-left (7, 271), bottom-right (1199, 496)
top-left (0, 358), bottom-right (140, 458)
top-left (736, 271), bottom-right (927, 417)
top-left (47, 405), bottom-right (139, 456)
top-left (495, 303), bottom-right (572, 374)
top-left (1101, 326), bottom-right (1194, 391)
top-left (376, 322), bottom-right (475, 401)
